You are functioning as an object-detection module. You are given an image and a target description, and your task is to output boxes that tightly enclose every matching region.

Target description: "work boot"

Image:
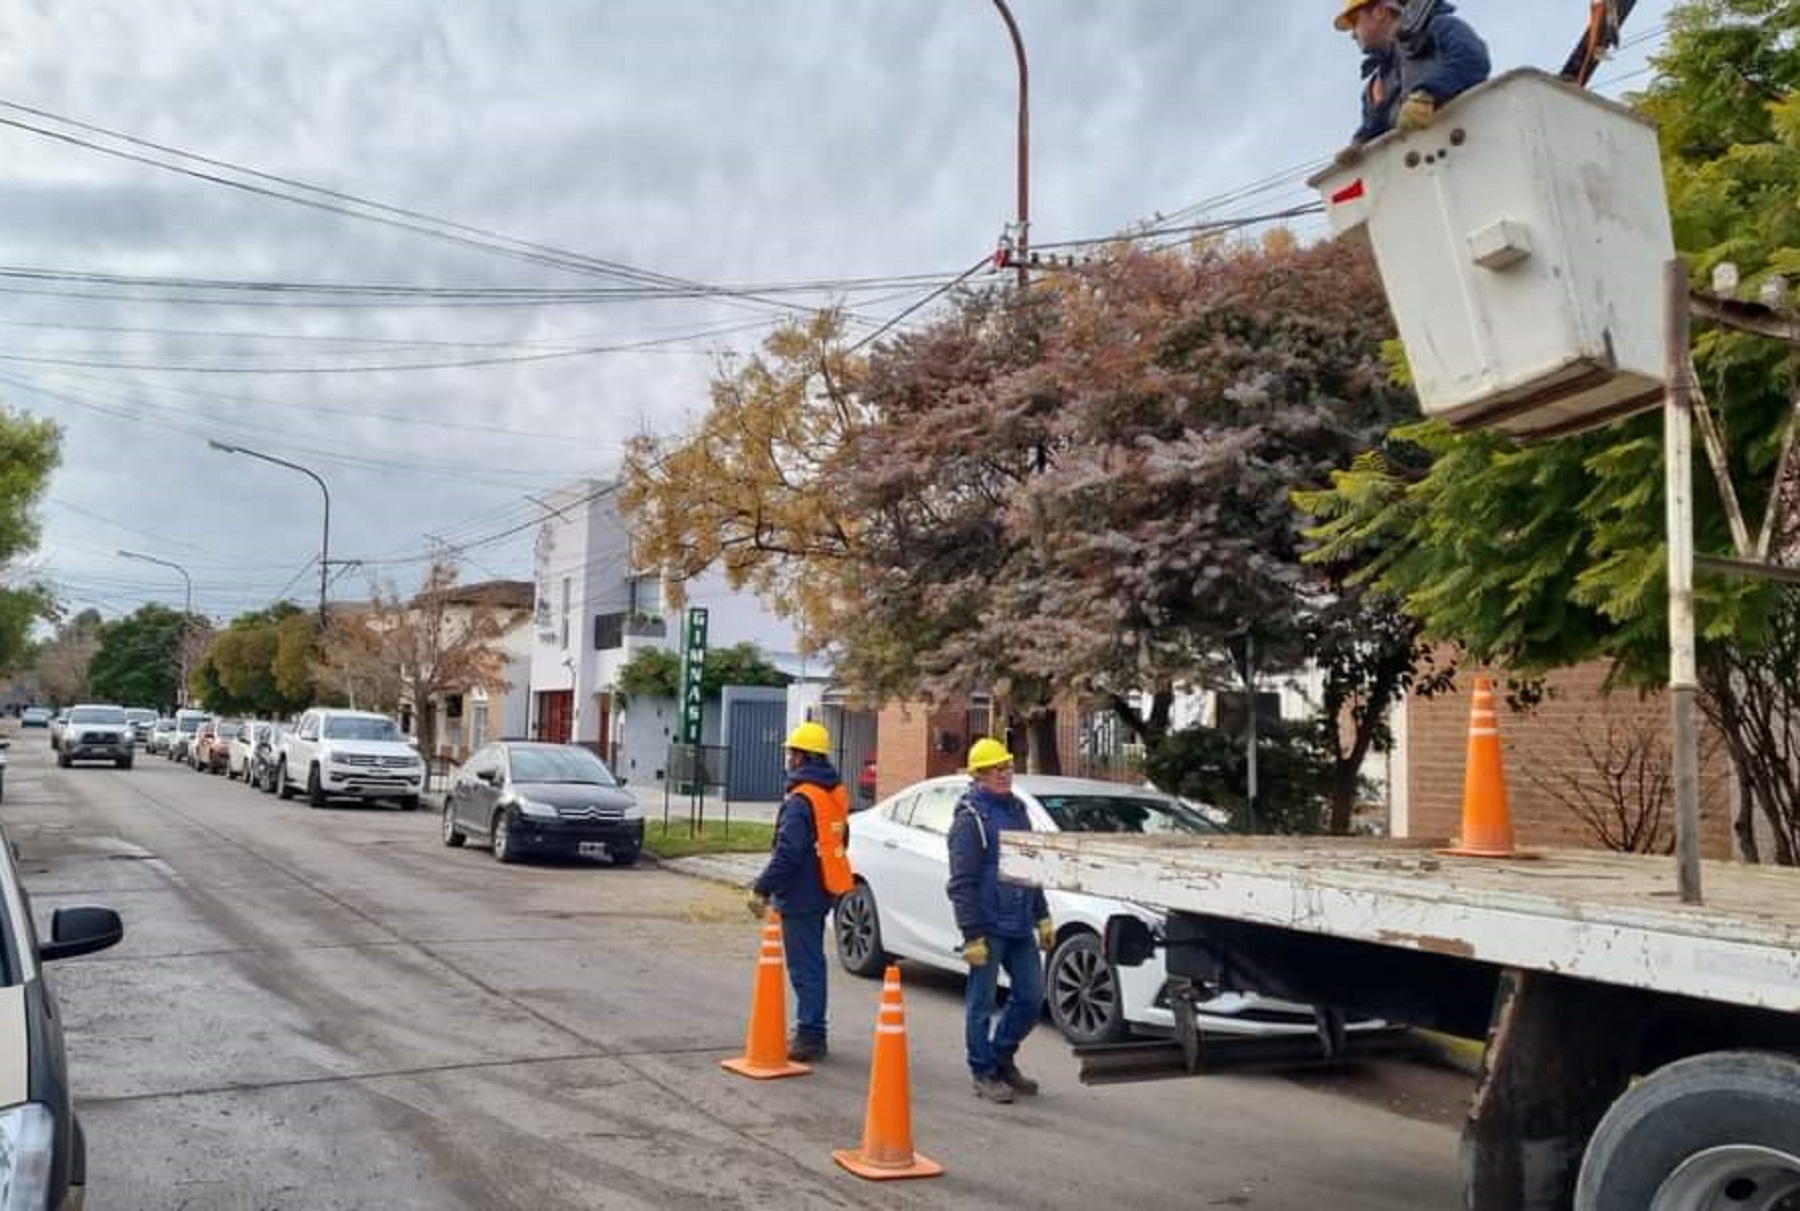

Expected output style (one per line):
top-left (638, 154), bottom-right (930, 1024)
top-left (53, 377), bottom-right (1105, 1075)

top-left (787, 1033), bottom-right (828, 1063)
top-left (972, 1074), bottom-right (1016, 1104)
top-left (997, 1061), bottom-right (1039, 1097)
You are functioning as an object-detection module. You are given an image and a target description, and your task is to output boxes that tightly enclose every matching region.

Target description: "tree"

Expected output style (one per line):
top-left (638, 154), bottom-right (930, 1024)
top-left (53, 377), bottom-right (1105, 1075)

top-left (615, 648), bottom-right (680, 704)
top-left (192, 603), bottom-right (310, 716)
top-left (89, 604), bottom-right (187, 709)
top-left (315, 562), bottom-right (521, 758)
top-left (33, 609), bottom-right (102, 706)
top-left (622, 309), bottom-right (868, 643)
top-left (701, 643), bottom-right (792, 696)
top-left (272, 613), bottom-right (318, 704)
top-left (1300, 0), bottom-right (1800, 857)
top-left (0, 405), bottom-right (61, 674)
top-left (1142, 720), bottom-right (1333, 835)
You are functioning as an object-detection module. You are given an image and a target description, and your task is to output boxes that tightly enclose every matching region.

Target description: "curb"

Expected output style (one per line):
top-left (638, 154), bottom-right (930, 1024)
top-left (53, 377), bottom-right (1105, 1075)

top-left (1411, 1029), bottom-right (1485, 1076)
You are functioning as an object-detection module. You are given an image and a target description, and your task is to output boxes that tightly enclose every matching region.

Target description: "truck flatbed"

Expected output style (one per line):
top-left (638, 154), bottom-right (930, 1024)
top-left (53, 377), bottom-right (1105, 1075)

top-left (1002, 834), bottom-right (1800, 1013)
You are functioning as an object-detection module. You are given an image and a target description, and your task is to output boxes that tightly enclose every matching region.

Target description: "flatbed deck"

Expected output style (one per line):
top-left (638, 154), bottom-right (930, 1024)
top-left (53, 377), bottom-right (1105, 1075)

top-left (1002, 834), bottom-right (1800, 1013)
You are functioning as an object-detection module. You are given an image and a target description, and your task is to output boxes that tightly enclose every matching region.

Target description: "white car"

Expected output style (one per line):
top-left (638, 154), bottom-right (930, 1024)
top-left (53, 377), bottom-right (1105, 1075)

top-left (837, 774), bottom-right (1347, 1046)
top-left (226, 722), bottom-right (272, 782)
top-left (146, 719), bottom-right (178, 756)
top-left (277, 709), bottom-right (423, 810)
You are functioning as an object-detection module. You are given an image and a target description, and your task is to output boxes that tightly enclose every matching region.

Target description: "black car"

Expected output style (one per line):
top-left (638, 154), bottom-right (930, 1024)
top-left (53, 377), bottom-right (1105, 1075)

top-left (442, 742), bottom-right (642, 866)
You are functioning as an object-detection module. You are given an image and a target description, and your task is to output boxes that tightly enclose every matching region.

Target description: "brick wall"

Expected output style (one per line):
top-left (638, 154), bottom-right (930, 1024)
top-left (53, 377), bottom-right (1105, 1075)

top-left (1405, 661), bottom-right (1734, 857)
top-left (876, 701), bottom-right (975, 800)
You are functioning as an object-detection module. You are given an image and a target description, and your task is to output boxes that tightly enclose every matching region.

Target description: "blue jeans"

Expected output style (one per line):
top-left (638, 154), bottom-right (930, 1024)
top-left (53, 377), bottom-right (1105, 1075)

top-left (964, 932), bottom-right (1043, 1078)
top-left (782, 911), bottom-right (828, 1039)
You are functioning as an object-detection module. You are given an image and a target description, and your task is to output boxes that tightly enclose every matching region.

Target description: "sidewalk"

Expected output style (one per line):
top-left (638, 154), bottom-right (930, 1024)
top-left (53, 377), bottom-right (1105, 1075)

top-left (656, 852), bottom-right (764, 889)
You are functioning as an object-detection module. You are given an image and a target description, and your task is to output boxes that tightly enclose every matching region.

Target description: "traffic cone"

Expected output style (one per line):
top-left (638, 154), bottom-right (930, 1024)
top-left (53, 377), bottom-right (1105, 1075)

top-left (720, 914), bottom-right (810, 1080)
top-left (1441, 677), bottom-right (1533, 859)
top-left (833, 966), bottom-right (943, 1181)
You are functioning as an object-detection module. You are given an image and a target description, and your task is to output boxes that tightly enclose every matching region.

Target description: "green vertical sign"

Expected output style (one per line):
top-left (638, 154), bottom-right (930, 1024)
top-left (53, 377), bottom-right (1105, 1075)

top-left (678, 607), bottom-right (709, 746)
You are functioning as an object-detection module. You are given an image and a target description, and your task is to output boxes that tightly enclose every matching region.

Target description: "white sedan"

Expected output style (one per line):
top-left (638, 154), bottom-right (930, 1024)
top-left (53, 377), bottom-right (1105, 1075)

top-left (836, 774), bottom-right (1342, 1046)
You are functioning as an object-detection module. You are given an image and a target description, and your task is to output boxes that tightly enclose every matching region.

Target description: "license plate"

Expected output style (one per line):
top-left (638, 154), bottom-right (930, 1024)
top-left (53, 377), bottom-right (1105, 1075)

top-left (578, 842), bottom-right (609, 859)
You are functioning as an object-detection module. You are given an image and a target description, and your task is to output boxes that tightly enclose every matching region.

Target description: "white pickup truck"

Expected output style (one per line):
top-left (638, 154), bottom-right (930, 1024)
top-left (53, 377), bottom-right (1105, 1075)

top-left (277, 708), bottom-right (424, 811)
top-left (1003, 833), bottom-right (1800, 1210)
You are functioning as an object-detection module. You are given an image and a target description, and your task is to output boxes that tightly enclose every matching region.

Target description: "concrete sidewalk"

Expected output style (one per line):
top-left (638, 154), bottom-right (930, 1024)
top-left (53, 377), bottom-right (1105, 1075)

top-left (655, 852), bottom-right (763, 889)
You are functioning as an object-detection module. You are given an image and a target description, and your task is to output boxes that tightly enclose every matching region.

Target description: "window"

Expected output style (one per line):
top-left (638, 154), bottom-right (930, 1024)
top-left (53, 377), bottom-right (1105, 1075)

top-left (298, 713), bottom-right (319, 741)
top-left (507, 745), bottom-right (616, 786)
top-left (560, 577), bottom-right (572, 650)
top-left (322, 715), bottom-right (401, 742)
top-left (68, 707), bottom-right (127, 725)
top-left (906, 785), bottom-right (963, 836)
top-left (1034, 794), bottom-right (1221, 837)
top-left (593, 612), bottom-right (625, 651)
top-left (471, 703), bottom-right (488, 749)
top-left (882, 793), bottom-right (917, 825)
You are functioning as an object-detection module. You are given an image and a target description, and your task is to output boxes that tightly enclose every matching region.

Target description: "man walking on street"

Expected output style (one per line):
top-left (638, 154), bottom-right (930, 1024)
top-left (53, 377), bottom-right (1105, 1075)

top-left (947, 738), bottom-right (1052, 1104)
top-left (749, 721), bottom-right (853, 1063)
top-left (1339, 0), bottom-right (1490, 148)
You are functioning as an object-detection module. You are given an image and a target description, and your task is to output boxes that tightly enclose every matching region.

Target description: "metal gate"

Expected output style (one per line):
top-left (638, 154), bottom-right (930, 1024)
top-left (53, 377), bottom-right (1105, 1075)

top-left (724, 692), bottom-right (787, 802)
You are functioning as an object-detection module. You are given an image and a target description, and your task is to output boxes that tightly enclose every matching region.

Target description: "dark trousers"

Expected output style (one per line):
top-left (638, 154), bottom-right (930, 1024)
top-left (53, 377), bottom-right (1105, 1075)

top-left (781, 910), bottom-right (828, 1039)
top-left (964, 932), bottom-right (1043, 1078)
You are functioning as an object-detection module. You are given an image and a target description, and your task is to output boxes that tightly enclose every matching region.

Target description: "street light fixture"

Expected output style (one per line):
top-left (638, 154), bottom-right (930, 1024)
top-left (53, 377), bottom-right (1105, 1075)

top-left (207, 440), bottom-right (332, 625)
top-left (117, 549), bottom-right (193, 708)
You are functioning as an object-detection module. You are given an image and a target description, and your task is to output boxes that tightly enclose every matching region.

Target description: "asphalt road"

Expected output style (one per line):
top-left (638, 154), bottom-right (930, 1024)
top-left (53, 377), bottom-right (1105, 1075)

top-left (2, 733), bottom-right (1468, 1209)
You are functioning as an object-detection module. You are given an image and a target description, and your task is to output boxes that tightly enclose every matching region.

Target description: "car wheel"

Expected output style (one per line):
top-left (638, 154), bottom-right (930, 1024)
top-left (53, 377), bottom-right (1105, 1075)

top-left (833, 882), bottom-right (889, 978)
top-left (1047, 929), bottom-right (1130, 1046)
top-left (442, 803), bottom-right (466, 848)
top-left (276, 759), bottom-right (294, 800)
top-left (490, 812), bottom-right (519, 864)
top-left (117, 757), bottom-right (132, 771)
top-left (306, 765), bottom-right (326, 808)
top-left (398, 796), bottom-right (420, 812)
top-left (610, 844), bottom-right (640, 868)
top-left (57, 750), bottom-right (70, 769)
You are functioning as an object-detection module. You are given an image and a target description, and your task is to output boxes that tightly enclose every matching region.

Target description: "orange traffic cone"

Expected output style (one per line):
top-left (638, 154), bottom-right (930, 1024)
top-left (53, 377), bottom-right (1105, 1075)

top-left (720, 914), bottom-right (810, 1080)
top-left (1441, 677), bottom-right (1533, 859)
top-left (833, 965), bottom-right (943, 1181)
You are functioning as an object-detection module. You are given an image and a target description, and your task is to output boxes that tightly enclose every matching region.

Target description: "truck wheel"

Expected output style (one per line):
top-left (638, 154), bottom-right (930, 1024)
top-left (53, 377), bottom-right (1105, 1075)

top-left (57, 750), bottom-right (70, 769)
top-left (833, 882), bottom-right (888, 978)
top-left (398, 796), bottom-right (420, 812)
top-left (1047, 930), bottom-right (1130, 1046)
top-left (1575, 1050), bottom-right (1800, 1211)
top-left (306, 765), bottom-right (327, 808)
top-left (276, 760), bottom-right (294, 800)
top-left (116, 756), bottom-right (133, 771)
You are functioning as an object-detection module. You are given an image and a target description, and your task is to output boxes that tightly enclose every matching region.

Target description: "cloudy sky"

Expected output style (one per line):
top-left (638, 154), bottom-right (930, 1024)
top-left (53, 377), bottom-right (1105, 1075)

top-left (0, 0), bottom-right (1673, 625)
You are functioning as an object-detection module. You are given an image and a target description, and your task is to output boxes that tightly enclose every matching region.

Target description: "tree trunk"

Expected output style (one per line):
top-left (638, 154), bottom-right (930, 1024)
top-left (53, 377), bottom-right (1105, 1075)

top-left (1026, 707), bottom-right (1062, 776)
top-left (1109, 688), bottom-right (1176, 748)
top-left (415, 696), bottom-right (438, 762)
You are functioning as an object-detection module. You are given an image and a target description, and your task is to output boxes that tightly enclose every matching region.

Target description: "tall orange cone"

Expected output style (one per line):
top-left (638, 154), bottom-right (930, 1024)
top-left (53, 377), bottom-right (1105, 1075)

top-left (1441, 677), bottom-right (1533, 859)
top-left (834, 965), bottom-right (943, 1181)
top-left (721, 914), bottom-right (810, 1080)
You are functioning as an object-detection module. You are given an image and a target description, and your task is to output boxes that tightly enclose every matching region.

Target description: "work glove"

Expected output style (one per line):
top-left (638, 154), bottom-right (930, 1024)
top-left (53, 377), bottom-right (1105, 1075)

top-left (1037, 919), bottom-right (1056, 952)
top-left (746, 893), bottom-right (770, 922)
top-left (1397, 91), bottom-right (1436, 134)
top-left (962, 937), bottom-right (991, 968)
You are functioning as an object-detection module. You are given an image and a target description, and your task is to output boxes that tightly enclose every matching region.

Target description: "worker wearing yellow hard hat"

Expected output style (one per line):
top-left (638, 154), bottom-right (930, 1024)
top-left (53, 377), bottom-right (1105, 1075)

top-left (947, 737), bottom-right (1052, 1105)
top-left (1338, 0), bottom-right (1490, 148)
top-left (748, 719), bottom-right (853, 1063)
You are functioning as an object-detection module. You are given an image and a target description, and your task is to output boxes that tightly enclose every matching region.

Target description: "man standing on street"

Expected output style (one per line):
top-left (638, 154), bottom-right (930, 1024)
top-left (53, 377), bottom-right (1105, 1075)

top-left (946, 738), bottom-right (1052, 1104)
top-left (749, 721), bottom-right (852, 1063)
top-left (1339, 0), bottom-right (1490, 147)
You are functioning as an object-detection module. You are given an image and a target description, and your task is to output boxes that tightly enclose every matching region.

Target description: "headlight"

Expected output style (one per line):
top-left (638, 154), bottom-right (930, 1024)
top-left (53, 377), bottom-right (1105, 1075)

top-left (0, 1103), bottom-right (55, 1210)
top-left (515, 797), bottom-right (558, 820)
top-left (621, 800), bottom-right (643, 821)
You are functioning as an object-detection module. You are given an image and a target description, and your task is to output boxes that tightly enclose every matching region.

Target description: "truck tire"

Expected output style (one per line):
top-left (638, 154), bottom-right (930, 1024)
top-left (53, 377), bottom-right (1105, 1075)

top-left (57, 750), bottom-right (70, 769)
top-left (277, 759), bottom-right (294, 801)
top-left (1575, 1050), bottom-right (1800, 1211)
top-left (306, 765), bottom-right (327, 809)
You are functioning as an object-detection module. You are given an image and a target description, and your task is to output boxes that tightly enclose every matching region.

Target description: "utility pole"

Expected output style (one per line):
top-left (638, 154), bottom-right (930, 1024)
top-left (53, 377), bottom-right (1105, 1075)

top-left (990, 0), bottom-right (1030, 288)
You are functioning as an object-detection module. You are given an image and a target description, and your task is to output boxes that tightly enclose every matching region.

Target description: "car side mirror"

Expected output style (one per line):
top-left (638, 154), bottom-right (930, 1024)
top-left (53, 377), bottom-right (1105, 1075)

top-left (616, 775), bottom-right (628, 788)
top-left (40, 906), bottom-right (124, 962)
top-left (476, 769), bottom-right (499, 785)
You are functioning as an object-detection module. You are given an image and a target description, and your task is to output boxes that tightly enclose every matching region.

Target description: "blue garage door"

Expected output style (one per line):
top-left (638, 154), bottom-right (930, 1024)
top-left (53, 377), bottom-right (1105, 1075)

top-left (726, 697), bottom-right (787, 802)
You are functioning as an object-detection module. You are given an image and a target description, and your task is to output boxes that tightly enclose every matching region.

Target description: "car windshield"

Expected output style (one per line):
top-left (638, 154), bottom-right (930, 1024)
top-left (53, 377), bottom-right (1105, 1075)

top-left (126, 709), bottom-right (156, 722)
top-left (508, 746), bottom-right (617, 786)
top-left (1034, 792), bottom-right (1222, 837)
top-left (323, 716), bottom-right (401, 742)
top-left (177, 716), bottom-right (204, 733)
top-left (68, 707), bottom-right (127, 725)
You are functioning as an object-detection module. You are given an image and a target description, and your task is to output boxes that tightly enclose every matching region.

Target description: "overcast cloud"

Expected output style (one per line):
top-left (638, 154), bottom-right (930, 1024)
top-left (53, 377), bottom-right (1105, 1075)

top-left (0, 0), bottom-right (1672, 624)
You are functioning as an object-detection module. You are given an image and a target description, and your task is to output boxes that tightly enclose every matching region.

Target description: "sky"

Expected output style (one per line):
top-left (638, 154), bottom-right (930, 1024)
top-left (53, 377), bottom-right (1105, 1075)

top-left (0, 0), bottom-right (1675, 627)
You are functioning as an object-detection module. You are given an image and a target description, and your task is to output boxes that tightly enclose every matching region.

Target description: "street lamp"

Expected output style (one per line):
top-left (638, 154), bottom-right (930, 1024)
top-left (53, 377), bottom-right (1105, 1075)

top-left (117, 549), bottom-right (192, 708)
top-left (207, 440), bottom-right (332, 624)
top-left (990, 0), bottom-right (1030, 289)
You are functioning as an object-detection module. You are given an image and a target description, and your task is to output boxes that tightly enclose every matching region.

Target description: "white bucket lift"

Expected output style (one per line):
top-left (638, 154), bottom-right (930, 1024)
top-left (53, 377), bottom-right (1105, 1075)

top-left (1310, 68), bottom-right (1676, 441)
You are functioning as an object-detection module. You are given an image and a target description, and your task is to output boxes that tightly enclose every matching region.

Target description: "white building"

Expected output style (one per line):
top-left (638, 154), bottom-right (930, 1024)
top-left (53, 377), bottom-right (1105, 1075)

top-left (527, 479), bottom-right (815, 792)
top-left (407, 580), bottom-right (535, 761)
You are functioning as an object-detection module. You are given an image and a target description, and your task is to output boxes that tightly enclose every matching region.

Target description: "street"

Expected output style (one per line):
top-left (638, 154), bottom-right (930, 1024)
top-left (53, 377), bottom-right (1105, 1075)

top-left (3, 737), bottom-right (1466, 1209)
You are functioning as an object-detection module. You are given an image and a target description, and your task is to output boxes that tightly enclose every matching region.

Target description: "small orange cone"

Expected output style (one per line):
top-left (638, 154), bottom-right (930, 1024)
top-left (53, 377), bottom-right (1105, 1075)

top-left (720, 914), bottom-right (810, 1080)
top-left (833, 965), bottom-right (943, 1181)
top-left (1441, 677), bottom-right (1534, 859)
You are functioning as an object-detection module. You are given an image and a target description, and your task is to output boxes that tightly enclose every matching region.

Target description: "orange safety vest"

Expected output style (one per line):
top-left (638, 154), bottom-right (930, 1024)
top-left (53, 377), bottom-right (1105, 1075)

top-left (795, 782), bottom-right (854, 897)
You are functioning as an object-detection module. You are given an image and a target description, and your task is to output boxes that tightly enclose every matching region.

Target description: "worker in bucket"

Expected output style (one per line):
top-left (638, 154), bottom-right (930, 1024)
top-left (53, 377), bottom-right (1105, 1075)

top-left (1340, 0), bottom-right (1491, 147)
top-left (748, 720), bottom-right (853, 1063)
top-left (946, 738), bottom-right (1053, 1105)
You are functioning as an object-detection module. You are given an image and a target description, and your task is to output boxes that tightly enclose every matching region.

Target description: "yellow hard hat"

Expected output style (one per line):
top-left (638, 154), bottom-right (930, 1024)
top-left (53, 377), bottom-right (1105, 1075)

top-left (1334, 0), bottom-right (1381, 30)
top-left (785, 721), bottom-right (831, 756)
top-left (966, 737), bottom-right (1015, 773)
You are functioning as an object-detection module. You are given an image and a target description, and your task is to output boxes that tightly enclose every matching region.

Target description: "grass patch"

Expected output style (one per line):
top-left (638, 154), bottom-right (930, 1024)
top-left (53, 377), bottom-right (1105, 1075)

top-left (643, 819), bottom-right (775, 860)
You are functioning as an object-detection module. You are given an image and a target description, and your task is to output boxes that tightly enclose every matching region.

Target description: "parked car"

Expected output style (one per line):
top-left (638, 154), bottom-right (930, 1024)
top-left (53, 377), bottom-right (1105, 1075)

top-left (167, 710), bottom-right (208, 764)
top-left (226, 722), bottom-right (270, 782)
top-left (0, 815), bottom-right (122, 1209)
top-left (46, 713), bottom-right (67, 750)
top-left (442, 741), bottom-right (641, 865)
top-left (277, 709), bottom-right (423, 810)
top-left (250, 724), bottom-right (288, 794)
top-left (836, 774), bottom-right (1367, 1047)
top-left (123, 708), bottom-right (157, 745)
top-left (19, 707), bottom-right (51, 729)
top-left (56, 705), bottom-right (133, 770)
top-left (146, 719), bottom-right (178, 756)
top-left (0, 736), bottom-right (8, 803)
top-left (191, 720), bottom-right (238, 774)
